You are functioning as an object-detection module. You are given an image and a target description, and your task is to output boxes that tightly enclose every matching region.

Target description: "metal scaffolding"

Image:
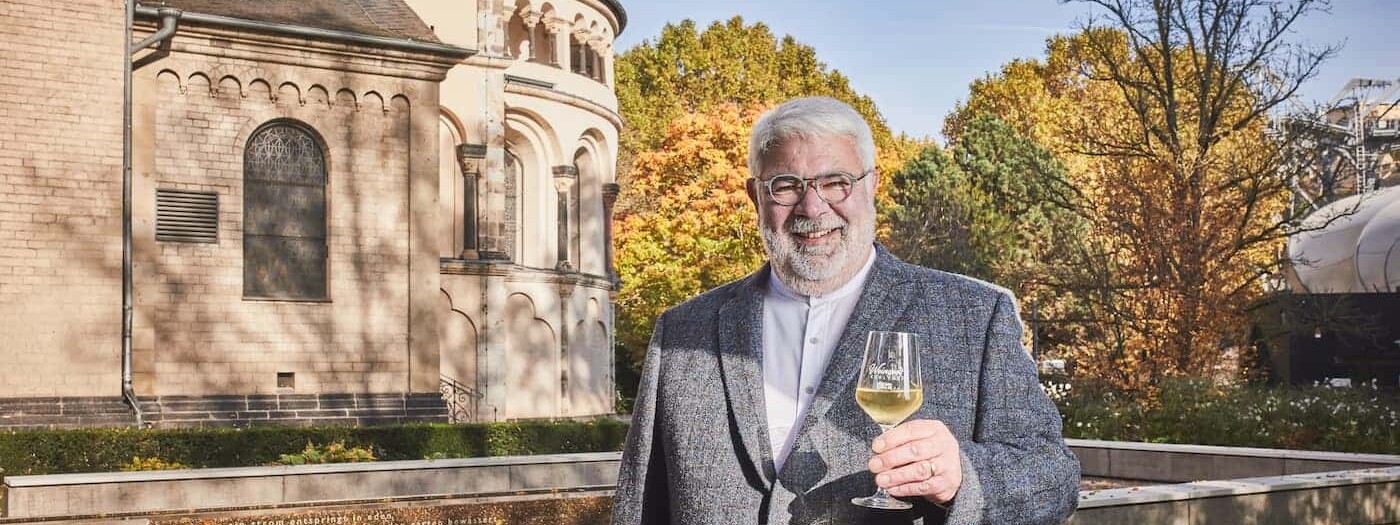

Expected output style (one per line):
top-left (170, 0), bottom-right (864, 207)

top-left (1285, 78), bottom-right (1400, 211)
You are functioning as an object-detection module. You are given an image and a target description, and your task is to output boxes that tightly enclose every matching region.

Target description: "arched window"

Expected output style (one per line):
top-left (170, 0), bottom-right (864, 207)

top-left (243, 121), bottom-right (328, 299)
top-left (595, 49), bottom-right (607, 84)
top-left (571, 149), bottom-right (589, 270)
top-left (507, 12), bottom-right (530, 59)
top-left (530, 21), bottom-right (553, 64)
top-left (504, 150), bottom-right (521, 262)
top-left (570, 37), bottom-right (587, 76)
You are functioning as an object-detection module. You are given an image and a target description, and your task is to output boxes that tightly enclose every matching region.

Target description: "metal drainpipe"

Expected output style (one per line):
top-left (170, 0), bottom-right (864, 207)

top-left (123, 4), bottom-right (181, 428)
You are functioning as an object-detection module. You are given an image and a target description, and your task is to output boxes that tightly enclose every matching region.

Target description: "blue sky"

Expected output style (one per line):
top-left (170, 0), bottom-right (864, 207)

top-left (613, 0), bottom-right (1400, 143)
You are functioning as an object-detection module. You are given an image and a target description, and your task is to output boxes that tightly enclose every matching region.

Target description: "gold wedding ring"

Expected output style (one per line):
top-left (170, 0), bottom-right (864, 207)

top-left (925, 459), bottom-right (937, 479)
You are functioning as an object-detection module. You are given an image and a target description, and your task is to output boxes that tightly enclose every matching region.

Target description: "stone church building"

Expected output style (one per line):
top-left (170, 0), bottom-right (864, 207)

top-left (0, 0), bottom-right (624, 427)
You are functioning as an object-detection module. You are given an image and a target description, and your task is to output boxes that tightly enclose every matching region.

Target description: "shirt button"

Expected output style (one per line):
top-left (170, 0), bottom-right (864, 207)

top-left (809, 337), bottom-right (819, 344)
top-left (804, 386), bottom-right (816, 395)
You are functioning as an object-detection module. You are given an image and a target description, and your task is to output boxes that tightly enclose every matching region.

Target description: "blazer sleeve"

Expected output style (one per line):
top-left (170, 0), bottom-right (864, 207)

top-left (611, 313), bottom-right (671, 525)
top-left (944, 290), bottom-right (1080, 525)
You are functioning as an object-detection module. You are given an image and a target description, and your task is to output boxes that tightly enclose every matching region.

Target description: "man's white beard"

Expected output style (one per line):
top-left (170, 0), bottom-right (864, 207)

top-left (761, 213), bottom-right (874, 296)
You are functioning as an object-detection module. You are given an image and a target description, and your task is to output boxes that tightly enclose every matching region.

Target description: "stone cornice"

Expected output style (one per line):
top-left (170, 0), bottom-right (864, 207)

top-left (504, 80), bottom-right (622, 130)
top-left (440, 259), bottom-right (615, 291)
top-left (135, 5), bottom-right (473, 59)
top-left (135, 18), bottom-right (465, 81)
top-left (579, 0), bottom-right (627, 36)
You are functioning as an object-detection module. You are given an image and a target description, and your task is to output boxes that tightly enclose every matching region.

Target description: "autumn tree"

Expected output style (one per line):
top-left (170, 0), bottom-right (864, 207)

top-left (612, 18), bottom-right (923, 398)
top-left (947, 1), bottom-right (1338, 393)
top-left (612, 105), bottom-right (765, 401)
top-left (615, 16), bottom-right (922, 200)
top-left (617, 18), bottom-right (908, 154)
top-left (886, 115), bottom-right (1090, 356)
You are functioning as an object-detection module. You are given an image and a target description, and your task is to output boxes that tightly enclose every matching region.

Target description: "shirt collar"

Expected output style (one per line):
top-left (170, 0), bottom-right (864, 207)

top-left (767, 246), bottom-right (878, 306)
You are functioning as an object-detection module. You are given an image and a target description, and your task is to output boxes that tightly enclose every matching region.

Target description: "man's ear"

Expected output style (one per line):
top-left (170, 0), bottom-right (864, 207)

top-left (746, 177), bottom-right (759, 209)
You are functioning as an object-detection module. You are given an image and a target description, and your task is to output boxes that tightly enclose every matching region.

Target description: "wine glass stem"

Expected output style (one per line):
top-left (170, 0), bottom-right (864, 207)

top-left (873, 423), bottom-right (896, 501)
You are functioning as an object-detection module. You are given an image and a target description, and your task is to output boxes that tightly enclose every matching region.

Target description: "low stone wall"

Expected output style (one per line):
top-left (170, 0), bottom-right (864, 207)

top-left (4, 443), bottom-right (1398, 523)
top-left (0, 393), bottom-right (448, 430)
top-left (1, 452), bottom-right (620, 520)
top-left (1068, 466), bottom-right (1400, 525)
top-left (1067, 439), bottom-right (1400, 482)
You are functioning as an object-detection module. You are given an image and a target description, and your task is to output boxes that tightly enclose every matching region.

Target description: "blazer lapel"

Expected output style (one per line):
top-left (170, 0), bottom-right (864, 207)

top-left (784, 246), bottom-right (914, 473)
top-left (717, 267), bottom-right (777, 484)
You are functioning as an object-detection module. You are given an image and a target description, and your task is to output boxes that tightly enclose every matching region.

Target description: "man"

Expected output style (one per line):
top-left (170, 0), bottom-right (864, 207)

top-left (613, 97), bottom-right (1080, 525)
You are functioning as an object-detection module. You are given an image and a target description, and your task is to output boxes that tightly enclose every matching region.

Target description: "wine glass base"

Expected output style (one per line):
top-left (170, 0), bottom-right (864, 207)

top-left (850, 495), bottom-right (913, 510)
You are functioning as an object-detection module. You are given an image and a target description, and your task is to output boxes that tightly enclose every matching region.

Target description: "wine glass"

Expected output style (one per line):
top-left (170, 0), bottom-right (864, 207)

top-left (851, 330), bottom-right (923, 510)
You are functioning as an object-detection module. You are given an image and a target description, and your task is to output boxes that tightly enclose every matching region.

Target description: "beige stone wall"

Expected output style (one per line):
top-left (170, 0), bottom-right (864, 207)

top-left (419, 0), bottom-right (620, 421)
top-left (439, 268), bottom-right (613, 421)
top-left (0, 0), bottom-right (126, 397)
top-left (127, 27), bottom-right (450, 397)
top-left (0, 0), bottom-right (616, 423)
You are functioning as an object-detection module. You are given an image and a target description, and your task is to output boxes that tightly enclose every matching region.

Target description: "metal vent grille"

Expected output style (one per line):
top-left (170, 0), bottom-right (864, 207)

top-left (156, 189), bottom-right (219, 243)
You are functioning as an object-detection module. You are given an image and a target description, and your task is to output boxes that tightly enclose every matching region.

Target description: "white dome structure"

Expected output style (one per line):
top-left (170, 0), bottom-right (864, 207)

top-left (1287, 185), bottom-right (1400, 293)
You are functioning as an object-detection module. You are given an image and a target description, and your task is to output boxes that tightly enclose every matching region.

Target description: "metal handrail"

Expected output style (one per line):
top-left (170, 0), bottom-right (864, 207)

top-left (439, 375), bottom-right (483, 424)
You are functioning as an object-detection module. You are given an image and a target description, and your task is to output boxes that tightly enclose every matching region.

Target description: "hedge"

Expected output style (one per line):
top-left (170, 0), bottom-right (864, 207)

top-left (1050, 378), bottom-right (1400, 454)
top-left (0, 419), bottom-right (629, 476)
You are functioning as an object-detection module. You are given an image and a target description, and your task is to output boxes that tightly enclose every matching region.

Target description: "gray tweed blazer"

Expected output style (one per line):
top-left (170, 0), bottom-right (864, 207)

top-left (613, 245), bottom-right (1080, 525)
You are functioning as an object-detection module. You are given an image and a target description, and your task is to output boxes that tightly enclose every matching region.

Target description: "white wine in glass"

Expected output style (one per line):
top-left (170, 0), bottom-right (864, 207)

top-left (851, 330), bottom-right (923, 510)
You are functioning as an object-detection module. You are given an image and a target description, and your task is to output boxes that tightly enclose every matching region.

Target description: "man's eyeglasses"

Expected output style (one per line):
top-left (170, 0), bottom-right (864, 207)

top-left (754, 170), bottom-right (872, 206)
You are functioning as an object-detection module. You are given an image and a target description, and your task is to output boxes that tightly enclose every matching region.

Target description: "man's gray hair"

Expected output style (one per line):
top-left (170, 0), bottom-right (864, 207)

top-left (747, 96), bottom-right (877, 176)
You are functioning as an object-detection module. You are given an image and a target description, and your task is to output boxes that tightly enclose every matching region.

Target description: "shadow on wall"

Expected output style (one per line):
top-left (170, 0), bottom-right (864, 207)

top-left (134, 64), bottom-right (419, 401)
top-left (570, 298), bottom-right (609, 414)
top-left (507, 292), bottom-right (557, 418)
top-left (439, 291), bottom-right (479, 395)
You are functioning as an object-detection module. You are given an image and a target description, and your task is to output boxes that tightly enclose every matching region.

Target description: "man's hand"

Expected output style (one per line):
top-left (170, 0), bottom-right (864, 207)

top-left (868, 419), bottom-right (962, 505)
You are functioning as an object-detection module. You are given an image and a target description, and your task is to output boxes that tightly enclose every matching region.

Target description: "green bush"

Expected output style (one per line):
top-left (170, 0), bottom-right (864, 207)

top-left (1048, 377), bottom-right (1400, 454)
top-left (272, 441), bottom-right (376, 465)
top-left (119, 456), bottom-right (189, 472)
top-left (0, 419), bottom-right (629, 476)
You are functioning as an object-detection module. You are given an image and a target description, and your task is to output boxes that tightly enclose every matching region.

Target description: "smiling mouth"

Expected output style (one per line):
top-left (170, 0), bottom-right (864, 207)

top-left (794, 228), bottom-right (841, 241)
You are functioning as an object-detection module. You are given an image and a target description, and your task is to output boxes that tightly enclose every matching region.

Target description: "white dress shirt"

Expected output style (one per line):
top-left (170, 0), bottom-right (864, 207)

top-left (761, 248), bottom-right (877, 471)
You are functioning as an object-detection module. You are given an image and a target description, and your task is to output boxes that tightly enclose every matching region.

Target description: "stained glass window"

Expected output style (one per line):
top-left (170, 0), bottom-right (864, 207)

top-left (243, 122), bottom-right (327, 299)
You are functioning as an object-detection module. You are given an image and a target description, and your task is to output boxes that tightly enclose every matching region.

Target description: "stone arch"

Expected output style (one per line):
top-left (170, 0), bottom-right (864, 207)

top-left (247, 79), bottom-right (273, 103)
top-left (306, 85), bottom-right (330, 107)
top-left (505, 108), bottom-right (560, 267)
top-left (503, 148), bottom-right (523, 263)
top-left (440, 110), bottom-right (467, 257)
top-left (334, 88), bottom-right (357, 109)
top-left (439, 290), bottom-right (479, 393)
top-left (362, 91), bottom-right (386, 113)
top-left (577, 128), bottom-right (610, 178)
top-left (504, 292), bottom-right (557, 419)
top-left (505, 107), bottom-right (560, 164)
top-left (217, 75), bottom-right (242, 99)
top-left (531, 2), bottom-right (557, 64)
top-left (186, 72), bottom-right (211, 96)
top-left (390, 94), bottom-right (410, 114)
top-left (573, 132), bottom-right (607, 275)
top-left (155, 69), bottom-right (182, 93)
top-left (276, 81), bottom-right (300, 106)
top-left (569, 296), bottom-right (610, 415)
top-left (569, 16), bottom-right (596, 78)
top-left (440, 107), bottom-right (467, 143)
top-left (507, 9), bottom-right (530, 60)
